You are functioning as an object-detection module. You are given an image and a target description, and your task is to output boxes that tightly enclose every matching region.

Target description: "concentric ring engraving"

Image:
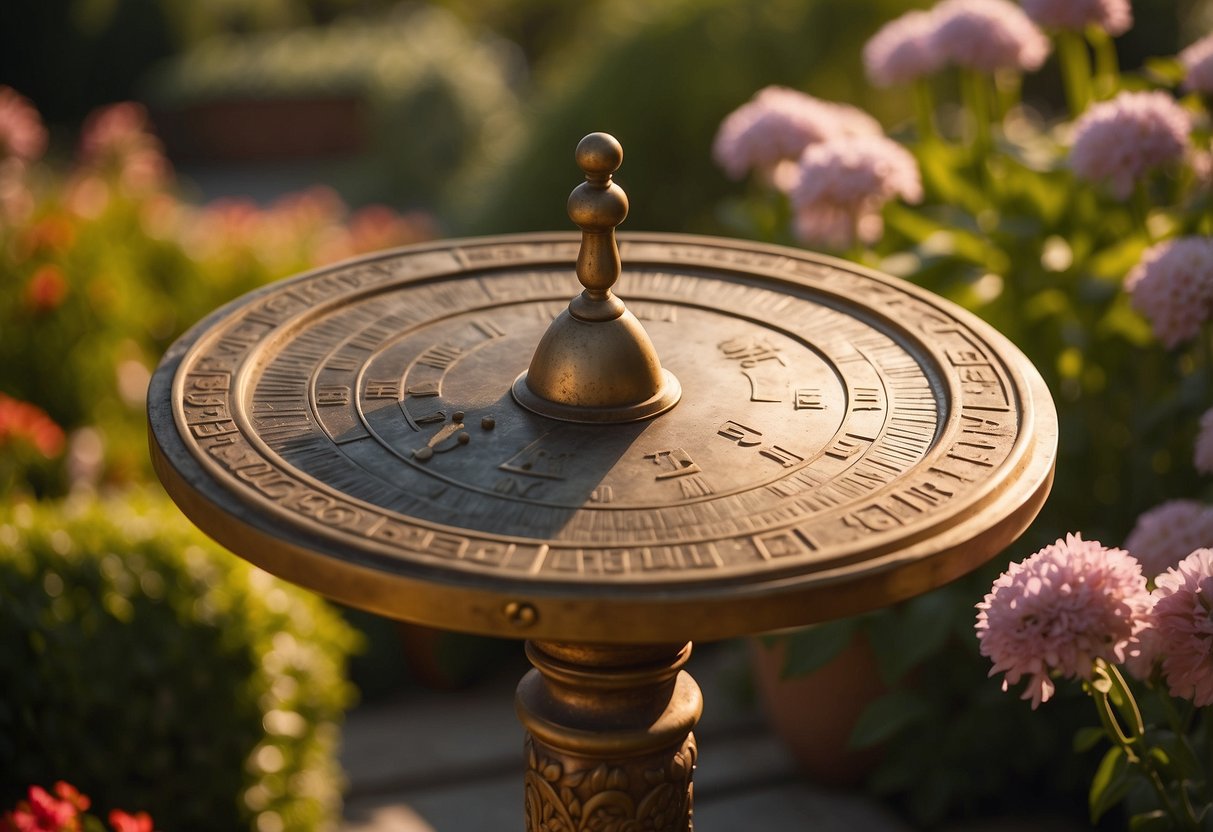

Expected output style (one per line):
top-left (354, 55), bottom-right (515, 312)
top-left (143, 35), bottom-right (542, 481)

top-left (150, 233), bottom-right (1055, 639)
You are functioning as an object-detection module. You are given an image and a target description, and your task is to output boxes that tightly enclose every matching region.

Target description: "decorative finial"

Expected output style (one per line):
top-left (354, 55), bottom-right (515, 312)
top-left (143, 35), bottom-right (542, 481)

top-left (568, 133), bottom-right (629, 322)
top-left (510, 132), bottom-right (681, 423)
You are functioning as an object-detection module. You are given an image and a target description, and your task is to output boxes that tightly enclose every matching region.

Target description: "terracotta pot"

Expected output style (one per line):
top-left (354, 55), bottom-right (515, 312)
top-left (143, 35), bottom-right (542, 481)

top-left (749, 632), bottom-right (887, 787)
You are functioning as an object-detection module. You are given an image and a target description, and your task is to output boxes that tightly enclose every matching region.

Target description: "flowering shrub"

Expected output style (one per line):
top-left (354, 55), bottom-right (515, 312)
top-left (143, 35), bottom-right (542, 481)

top-left (0, 87), bottom-right (435, 498)
top-left (2, 782), bottom-right (153, 832)
top-left (719, 0), bottom-right (1213, 823)
top-left (979, 540), bottom-right (1213, 826)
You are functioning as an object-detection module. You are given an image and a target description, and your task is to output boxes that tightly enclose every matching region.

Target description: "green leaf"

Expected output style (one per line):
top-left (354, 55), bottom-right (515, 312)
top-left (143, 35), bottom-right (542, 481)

top-left (1143, 57), bottom-right (1185, 86)
top-left (848, 691), bottom-right (932, 750)
top-left (1073, 726), bottom-right (1106, 753)
top-left (1089, 746), bottom-right (1131, 823)
top-left (866, 590), bottom-right (956, 684)
top-left (778, 618), bottom-right (858, 679)
top-left (1128, 810), bottom-right (1171, 831)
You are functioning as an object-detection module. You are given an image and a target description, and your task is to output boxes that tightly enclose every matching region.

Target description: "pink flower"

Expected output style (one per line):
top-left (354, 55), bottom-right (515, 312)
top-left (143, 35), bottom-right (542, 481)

top-left (1125, 236), bottom-right (1213, 349)
top-left (78, 102), bottom-right (169, 192)
top-left (1147, 549), bottom-right (1213, 705)
top-left (1019, 0), bottom-right (1132, 35)
top-left (712, 86), bottom-right (882, 182)
top-left (1197, 409), bottom-right (1213, 475)
top-left (0, 87), bottom-right (46, 163)
top-left (1069, 91), bottom-right (1191, 199)
top-left (975, 534), bottom-right (1152, 708)
top-left (787, 133), bottom-right (922, 249)
top-left (932, 0), bottom-right (1050, 73)
top-left (1125, 499), bottom-right (1213, 578)
top-left (864, 11), bottom-right (945, 87)
top-left (1181, 33), bottom-right (1213, 95)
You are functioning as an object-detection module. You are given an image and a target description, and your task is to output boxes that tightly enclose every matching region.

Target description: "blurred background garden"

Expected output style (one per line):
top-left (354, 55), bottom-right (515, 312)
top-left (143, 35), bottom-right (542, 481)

top-left (6, 0), bottom-right (1213, 829)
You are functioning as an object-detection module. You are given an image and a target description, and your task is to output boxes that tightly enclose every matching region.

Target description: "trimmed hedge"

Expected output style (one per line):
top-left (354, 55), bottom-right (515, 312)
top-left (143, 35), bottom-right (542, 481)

top-left (0, 491), bottom-right (362, 831)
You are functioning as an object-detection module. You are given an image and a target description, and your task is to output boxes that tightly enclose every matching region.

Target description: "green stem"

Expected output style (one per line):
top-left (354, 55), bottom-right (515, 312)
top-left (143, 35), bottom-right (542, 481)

top-left (913, 79), bottom-right (937, 145)
top-left (1090, 661), bottom-right (1200, 830)
top-left (1057, 30), bottom-right (1093, 116)
top-left (1134, 182), bottom-right (1155, 242)
top-left (1087, 26), bottom-right (1120, 100)
top-left (960, 70), bottom-right (994, 197)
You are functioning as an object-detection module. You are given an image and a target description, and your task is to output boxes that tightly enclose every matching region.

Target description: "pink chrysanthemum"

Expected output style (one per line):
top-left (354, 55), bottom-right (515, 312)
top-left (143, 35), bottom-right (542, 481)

top-left (932, 0), bottom-right (1050, 73)
top-left (712, 86), bottom-right (882, 182)
top-left (864, 11), bottom-right (946, 88)
top-left (1181, 33), bottom-right (1213, 95)
top-left (1197, 409), bottom-right (1213, 475)
top-left (78, 102), bottom-right (169, 192)
top-left (975, 534), bottom-right (1152, 709)
top-left (787, 134), bottom-right (922, 249)
top-left (1147, 549), bottom-right (1213, 705)
top-left (0, 86), bottom-right (46, 163)
top-left (1019, 0), bottom-right (1132, 35)
top-left (1125, 236), bottom-right (1213, 349)
top-left (1125, 499), bottom-right (1213, 578)
top-left (1069, 91), bottom-right (1191, 199)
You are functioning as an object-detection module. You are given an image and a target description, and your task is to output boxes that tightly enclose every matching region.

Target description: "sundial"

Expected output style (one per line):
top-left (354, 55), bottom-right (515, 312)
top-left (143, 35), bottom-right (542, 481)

top-left (149, 134), bottom-right (1056, 831)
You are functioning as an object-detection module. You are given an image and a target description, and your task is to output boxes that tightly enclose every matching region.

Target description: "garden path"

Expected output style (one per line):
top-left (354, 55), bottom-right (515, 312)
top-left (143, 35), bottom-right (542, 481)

top-left (338, 641), bottom-right (910, 832)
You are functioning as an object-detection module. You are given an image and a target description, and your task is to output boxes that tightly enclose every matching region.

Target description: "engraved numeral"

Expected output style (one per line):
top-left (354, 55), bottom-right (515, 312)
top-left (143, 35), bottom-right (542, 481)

top-left (645, 448), bottom-right (702, 479)
top-left (825, 434), bottom-right (871, 460)
top-left (718, 336), bottom-right (786, 368)
top-left (851, 387), bottom-right (882, 411)
top-left (718, 420), bottom-right (763, 447)
top-left (759, 444), bottom-right (804, 468)
top-left (407, 381), bottom-right (440, 398)
top-left (590, 485), bottom-right (615, 504)
top-left (755, 530), bottom-right (817, 559)
top-left (794, 388), bottom-right (826, 410)
top-left (418, 343), bottom-right (463, 370)
top-left (365, 379), bottom-right (400, 399)
top-left (316, 385), bottom-right (350, 406)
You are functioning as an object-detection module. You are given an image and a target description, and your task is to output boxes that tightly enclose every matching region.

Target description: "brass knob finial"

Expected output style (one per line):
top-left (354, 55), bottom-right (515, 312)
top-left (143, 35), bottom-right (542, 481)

top-left (510, 132), bottom-right (681, 423)
top-left (568, 133), bottom-right (628, 322)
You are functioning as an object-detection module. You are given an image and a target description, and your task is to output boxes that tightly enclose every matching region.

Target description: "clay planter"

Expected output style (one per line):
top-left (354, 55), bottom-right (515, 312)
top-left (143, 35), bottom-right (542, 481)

top-left (749, 632), bottom-right (887, 787)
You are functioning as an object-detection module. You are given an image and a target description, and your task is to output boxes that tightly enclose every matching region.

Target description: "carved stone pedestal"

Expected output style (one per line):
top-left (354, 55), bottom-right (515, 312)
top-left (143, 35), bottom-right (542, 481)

top-left (516, 642), bottom-right (702, 832)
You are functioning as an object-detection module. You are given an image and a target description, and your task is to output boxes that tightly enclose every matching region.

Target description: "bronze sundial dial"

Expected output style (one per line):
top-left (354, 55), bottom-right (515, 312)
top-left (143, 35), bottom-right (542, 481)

top-left (149, 133), bottom-right (1056, 831)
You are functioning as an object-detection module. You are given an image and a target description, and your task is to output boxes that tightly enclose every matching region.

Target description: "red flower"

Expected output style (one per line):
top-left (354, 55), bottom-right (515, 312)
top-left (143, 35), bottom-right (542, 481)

top-left (50, 786), bottom-right (87, 815)
top-left (107, 811), bottom-right (152, 832)
top-left (0, 393), bottom-right (65, 457)
top-left (0, 785), bottom-right (83, 832)
top-left (23, 264), bottom-right (69, 313)
top-left (1, 808), bottom-right (40, 832)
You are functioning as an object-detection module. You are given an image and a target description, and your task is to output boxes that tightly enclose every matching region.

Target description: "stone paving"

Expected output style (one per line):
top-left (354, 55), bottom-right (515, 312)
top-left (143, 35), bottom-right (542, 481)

top-left (339, 641), bottom-right (911, 832)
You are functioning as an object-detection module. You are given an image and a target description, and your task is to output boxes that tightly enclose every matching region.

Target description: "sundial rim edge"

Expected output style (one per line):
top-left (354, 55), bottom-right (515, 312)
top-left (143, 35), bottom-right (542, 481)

top-left (147, 231), bottom-right (1058, 642)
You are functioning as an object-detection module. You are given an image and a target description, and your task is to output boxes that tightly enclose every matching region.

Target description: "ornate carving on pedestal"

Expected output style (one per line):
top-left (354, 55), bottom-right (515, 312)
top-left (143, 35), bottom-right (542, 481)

top-left (524, 734), bottom-right (696, 832)
top-left (517, 641), bottom-right (701, 832)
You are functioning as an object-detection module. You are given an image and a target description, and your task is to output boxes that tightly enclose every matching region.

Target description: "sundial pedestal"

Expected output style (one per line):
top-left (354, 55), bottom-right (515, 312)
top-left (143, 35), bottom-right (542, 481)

top-left (517, 641), bottom-right (700, 830)
top-left (148, 133), bottom-right (1056, 832)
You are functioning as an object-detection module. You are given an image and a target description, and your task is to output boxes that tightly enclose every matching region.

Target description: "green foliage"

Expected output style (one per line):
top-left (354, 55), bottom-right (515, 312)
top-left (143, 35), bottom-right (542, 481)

top-left (454, 0), bottom-right (926, 235)
top-left (0, 491), bottom-right (362, 832)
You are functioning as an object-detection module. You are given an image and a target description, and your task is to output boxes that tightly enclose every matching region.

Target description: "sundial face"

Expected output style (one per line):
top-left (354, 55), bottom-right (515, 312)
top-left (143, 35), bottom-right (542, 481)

top-left (149, 233), bottom-right (1056, 642)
